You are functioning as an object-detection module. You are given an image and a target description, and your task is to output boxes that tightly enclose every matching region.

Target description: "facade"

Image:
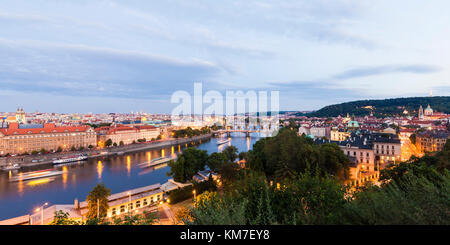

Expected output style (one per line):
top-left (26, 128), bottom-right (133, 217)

top-left (0, 123), bottom-right (96, 155)
top-left (330, 128), bottom-right (350, 141)
top-left (416, 130), bottom-right (449, 152)
top-left (298, 126), bottom-right (331, 139)
top-left (310, 126), bottom-right (331, 139)
top-left (96, 125), bottom-right (160, 146)
top-left (315, 131), bottom-right (402, 179)
top-left (79, 183), bottom-right (163, 218)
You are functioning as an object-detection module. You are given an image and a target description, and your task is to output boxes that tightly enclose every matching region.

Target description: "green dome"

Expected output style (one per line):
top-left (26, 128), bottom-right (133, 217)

top-left (347, 120), bottom-right (359, 128)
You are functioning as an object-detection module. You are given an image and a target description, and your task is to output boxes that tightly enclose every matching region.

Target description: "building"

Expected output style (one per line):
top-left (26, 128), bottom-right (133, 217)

top-left (315, 130), bottom-right (402, 179)
top-left (96, 125), bottom-right (160, 146)
top-left (298, 126), bottom-right (331, 139)
top-left (0, 123), bottom-right (97, 155)
top-left (330, 127), bottom-right (350, 141)
top-left (79, 183), bottom-right (164, 218)
top-left (416, 130), bottom-right (449, 153)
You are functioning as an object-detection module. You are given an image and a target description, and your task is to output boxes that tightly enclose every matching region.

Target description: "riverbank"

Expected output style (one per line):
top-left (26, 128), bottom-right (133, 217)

top-left (0, 134), bottom-right (212, 169)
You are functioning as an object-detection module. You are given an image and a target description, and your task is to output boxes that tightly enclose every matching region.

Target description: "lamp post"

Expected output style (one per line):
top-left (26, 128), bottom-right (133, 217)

top-left (127, 192), bottom-right (131, 214)
top-left (193, 190), bottom-right (196, 200)
top-left (35, 202), bottom-right (48, 225)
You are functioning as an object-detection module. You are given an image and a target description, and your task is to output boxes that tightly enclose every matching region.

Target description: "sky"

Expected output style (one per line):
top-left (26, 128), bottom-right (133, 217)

top-left (0, 0), bottom-right (449, 113)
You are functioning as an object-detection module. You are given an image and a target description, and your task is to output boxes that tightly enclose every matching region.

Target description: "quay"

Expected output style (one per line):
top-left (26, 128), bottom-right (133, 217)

top-left (0, 134), bottom-right (211, 170)
top-left (0, 179), bottom-right (192, 225)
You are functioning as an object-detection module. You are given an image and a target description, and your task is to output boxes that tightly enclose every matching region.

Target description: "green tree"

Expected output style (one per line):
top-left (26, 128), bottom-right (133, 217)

top-left (86, 183), bottom-right (111, 220)
top-left (167, 148), bottom-right (208, 182)
top-left (49, 211), bottom-right (82, 225)
top-left (119, 141), bottom-right (124, 146)
top-left (207, 152), bottom-right (228, 171)
top-left (105, 139), bottom-right (113, 147)
top-left (222, 145), bottom-right (238, 162)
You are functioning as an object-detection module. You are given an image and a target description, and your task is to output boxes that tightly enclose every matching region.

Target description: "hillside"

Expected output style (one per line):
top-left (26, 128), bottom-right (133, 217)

top-left (305, 96), bottom-right (450, 118)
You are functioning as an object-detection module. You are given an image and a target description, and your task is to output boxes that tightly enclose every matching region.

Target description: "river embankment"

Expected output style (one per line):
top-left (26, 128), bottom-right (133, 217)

top-left (0, 134), bottom-right (212, 169)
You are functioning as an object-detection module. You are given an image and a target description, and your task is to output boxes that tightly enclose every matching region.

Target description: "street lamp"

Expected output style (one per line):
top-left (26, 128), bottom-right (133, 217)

top-left (127, 192), bottom-right (131, 214)
top-left (193, 190), bottom-right (196, 200)
top-left (35, 202), bottom-right (48, 225)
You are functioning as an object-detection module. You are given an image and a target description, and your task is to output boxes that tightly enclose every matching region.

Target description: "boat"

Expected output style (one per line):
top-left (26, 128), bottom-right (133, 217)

top-left (52, 154), bottom-right (88, 165)
top-left (3, 164), bottom-right (20, 171)
top-left (9, 169), bottom-right (64, 182)
top-left (140, 156), bottom-right (177, 168)
top-left (217, 139), bottom-right (230, 145)
top-left (116, 152), bottom-right (125, 155)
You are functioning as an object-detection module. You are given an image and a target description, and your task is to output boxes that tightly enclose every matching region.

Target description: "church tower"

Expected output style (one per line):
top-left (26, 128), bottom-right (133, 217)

top-left (418, 105), bottom-right (424, 120)
top-left (15, 107), bottom-right (26, 124)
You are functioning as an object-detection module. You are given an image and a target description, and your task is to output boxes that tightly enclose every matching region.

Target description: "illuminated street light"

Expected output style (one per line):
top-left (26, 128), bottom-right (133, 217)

top-left (35, 202), bottom-right (49, 225)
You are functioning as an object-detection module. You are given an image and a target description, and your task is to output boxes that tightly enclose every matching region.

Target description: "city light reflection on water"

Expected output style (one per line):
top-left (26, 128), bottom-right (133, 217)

top-left (0, 135), bottom-right (260, 220)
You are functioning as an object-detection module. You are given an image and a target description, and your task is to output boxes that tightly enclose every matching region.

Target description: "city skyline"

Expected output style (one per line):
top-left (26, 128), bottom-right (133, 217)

top-left (1, 0), bottom-right (449, 113)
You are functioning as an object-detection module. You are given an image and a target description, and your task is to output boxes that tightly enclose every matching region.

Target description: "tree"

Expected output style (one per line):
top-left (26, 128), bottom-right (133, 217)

top-left (71, 146), bottom-right (77, 151)
top-left (119, 141), bottom-right (124, 146)
top-left (49, 211), bottom-right (82, 225)
top-left (238, 152), bottom-right (248, 161)
top-left (246, 128), bottom-right (350, 181)
top-left (86, 183), bottom-right (111, 220)
top-left (40, 148), bottom-right (47, 154)
top-left (111, 211), bottom-right (158, 225)
top-left (88, 145), bottom-right (94, 150)
top-left (222, 145), bottom-right (238, 162)
top-left (167, 148), bottom-right (208, 183)
top-left (105, 139), bottom-right (113, 147)
top-left (409, 133), bottom-right (416, 145)
top-left (56, 146), bottom-right (63, 152)
top-left (113, 142), bottom-right (117, 147)
top-left (207, 152), bottom-right (228, 171)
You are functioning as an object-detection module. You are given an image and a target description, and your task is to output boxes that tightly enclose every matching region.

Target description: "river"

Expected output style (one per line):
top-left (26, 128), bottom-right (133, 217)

top-left (0, 134), bottom-right (261, 220)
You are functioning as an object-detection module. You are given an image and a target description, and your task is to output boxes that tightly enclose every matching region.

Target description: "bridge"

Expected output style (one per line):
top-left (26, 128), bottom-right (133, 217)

top-left (212, 129), bottom-right (262, 137)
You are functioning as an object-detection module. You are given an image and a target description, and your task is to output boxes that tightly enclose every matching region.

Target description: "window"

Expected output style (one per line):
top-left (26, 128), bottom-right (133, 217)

top-left (120, 205), bottom-right (125, 213)
top-left (128, 203), bottom-right (133, 210)
top-left (143, 199), bottom-right (148, 206)
top-left (112, 208), bottom-right (116, 215)
top-left (136, 201), bottom-right (141, 208)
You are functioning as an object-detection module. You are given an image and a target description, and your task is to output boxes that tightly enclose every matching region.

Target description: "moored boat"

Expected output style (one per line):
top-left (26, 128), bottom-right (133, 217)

top-left (3, 164), bottom-right (20, 171)
top-left (52, 154), bottom-right (88, 165)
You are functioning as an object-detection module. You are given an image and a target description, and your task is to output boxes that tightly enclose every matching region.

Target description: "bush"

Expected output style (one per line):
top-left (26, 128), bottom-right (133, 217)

top-left (168, 185), bottom-right (194, 204)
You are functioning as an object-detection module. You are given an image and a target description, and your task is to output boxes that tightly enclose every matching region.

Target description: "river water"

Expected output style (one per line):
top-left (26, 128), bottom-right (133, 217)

top-left (0, 134), bottom-right (261, 220)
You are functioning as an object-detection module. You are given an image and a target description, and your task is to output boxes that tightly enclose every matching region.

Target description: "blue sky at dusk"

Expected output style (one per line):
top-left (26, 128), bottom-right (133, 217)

top-left (0, 0), bottom-right (449, 113)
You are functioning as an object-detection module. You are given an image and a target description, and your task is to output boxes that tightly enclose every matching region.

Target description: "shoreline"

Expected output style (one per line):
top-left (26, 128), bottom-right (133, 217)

top-left (1, 134), bottom-right (212, 169)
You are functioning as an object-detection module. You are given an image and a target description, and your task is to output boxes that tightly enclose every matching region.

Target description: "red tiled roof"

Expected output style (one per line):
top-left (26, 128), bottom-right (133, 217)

top-left (0, 123), bottom-right (91, 136)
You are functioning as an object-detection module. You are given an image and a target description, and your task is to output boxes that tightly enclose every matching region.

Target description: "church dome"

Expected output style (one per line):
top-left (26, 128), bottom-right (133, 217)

top-left (424, 104), bottom-right (433, 116)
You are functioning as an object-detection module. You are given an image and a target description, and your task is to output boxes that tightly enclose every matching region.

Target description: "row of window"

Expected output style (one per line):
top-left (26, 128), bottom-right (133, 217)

top-left (111, 195), bottom-right (162, 216)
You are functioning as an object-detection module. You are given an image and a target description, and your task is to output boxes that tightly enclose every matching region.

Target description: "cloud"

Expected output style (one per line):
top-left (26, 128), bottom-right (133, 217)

top-left (333, 65), bottom-right (442, 80)
top-left (0, 39), bottom-right (224, 99)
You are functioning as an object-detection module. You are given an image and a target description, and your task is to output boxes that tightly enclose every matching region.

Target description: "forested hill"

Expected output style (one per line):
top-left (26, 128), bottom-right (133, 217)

top-left (305, 96), bottom-right (450, 118)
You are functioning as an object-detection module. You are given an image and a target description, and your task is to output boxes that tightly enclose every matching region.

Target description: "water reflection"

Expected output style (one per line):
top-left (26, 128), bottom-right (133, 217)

top-left (97, 160), bottom-right (103, 179)
top-left (0, 136), bottom-right (260, 220)
top-left (126, 156), bottom-right (131, 176)
top-left (62, 166), bottom-right (68, 189)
